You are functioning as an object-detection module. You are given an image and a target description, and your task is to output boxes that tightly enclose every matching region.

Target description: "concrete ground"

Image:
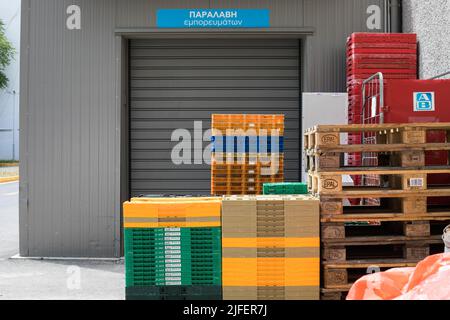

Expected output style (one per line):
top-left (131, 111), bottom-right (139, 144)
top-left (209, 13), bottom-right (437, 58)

top-left (0, 182), bottom-right (125, 300)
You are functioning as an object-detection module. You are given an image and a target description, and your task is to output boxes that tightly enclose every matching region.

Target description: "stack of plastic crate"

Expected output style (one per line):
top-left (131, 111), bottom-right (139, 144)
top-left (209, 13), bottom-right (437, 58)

top-left (124, 197), bottom-right (222, 300)
top-left (221, 195), bottom-right (320, 300)
top-left (211, 114), bottom-right (285, 195)
top-left (263, 182), bottom-right (308, 195)
top-left (346, 33), bottom-right (417, 184)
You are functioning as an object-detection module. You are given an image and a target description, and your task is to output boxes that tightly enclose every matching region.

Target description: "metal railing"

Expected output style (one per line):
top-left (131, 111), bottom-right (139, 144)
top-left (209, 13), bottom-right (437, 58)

top-left (362, 72), bottom-right (385, 125)
top-left (361, 73), bottom-right (385, 205)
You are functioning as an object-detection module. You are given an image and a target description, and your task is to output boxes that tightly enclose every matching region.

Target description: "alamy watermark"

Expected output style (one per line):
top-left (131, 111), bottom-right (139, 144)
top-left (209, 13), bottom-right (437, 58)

top-left (66, 266), bottom-right (81, 290)
top-left (171, 121), bottom-right (282, 175)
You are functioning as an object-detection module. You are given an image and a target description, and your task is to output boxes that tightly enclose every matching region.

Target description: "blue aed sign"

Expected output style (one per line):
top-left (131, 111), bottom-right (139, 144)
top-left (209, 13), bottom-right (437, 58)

top-left (414, 92), bottom-right (435, 112)
top-left (156, 9), bottom-right (270, 28)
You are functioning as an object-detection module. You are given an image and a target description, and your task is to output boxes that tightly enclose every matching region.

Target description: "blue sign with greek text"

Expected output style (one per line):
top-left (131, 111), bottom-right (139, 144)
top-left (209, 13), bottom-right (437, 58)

top-left (157, 9), bottom-right (270, 28)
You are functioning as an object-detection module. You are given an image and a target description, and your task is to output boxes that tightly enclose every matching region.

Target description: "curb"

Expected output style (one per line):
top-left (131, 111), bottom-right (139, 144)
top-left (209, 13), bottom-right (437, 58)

top-left (10, 254), bottom-right (124, 263)
top-left (0, 176), bottom-right (19, 183)
top-left (0, 163), bottom-right (19, 168)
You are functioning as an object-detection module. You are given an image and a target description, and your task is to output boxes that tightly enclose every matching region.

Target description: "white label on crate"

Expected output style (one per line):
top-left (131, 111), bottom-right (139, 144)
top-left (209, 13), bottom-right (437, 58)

top-left (166, 273), bottom-right (182, 277)
top-left (166, 264), bottom-right (182, 268)
top-left (248, 187), bottom-right (255, 191)
top-left (165, 250), bottom-right (181, 255)
top-left (248, 178), bottom-right (255, 183)
top-left (165, 232), bottom-right (181, 237)
top-left (165, 228), bottom-right (181, 232)
top-left (165, 259), bottom-right (181, 264)
top-left (166, 277), bottom-right (182, 281)
top-left (165, 246), bottom-right (181, 250)
top-left (166, 255), bottom-right (181, 259)
top-left (166, 281), bottom-right (182, 286)
top-left (165, 241), bottom-right (181, 246)
top-left (409, 178), bottom-right (424, 188)
top-left (166, 268), bottom-right (182, 272)
top-left (165, 237), bottom-right (181, 241)
top-left (248, 170), bottom-right (255, 174)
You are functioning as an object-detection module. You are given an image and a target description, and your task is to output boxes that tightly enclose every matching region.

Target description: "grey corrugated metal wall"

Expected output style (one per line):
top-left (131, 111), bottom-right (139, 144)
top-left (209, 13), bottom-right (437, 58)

top-left (20, 0), bottom-right (385, 257)
top-left (129, 39), bottom-right (300, 196)
top-left (20, 0), bottom-right (120, 258)
top-left (303, 0), bottom-right (385, 91)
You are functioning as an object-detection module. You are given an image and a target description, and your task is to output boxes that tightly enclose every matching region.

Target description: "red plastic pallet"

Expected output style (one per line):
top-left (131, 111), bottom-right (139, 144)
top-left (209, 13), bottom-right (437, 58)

top-left (347, 48), bottom-right (417, 55)
top-left (348, 53), bottom-right (417, 62)
top-left (347, 42), bottom-right (417, 50)
top-left (348, 63), bottom-right (417, 70)
top-left (348, 33), bottom-right (417, 44)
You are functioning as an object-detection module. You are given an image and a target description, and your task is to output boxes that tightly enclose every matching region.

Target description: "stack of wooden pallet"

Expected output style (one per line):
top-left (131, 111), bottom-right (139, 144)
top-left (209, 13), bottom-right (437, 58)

top-left (304, 123), bottom-right (450, 300)
top-left (211, 114), bottom-right (285, 195)
top-left (221, 195), bottom-right (320, 300)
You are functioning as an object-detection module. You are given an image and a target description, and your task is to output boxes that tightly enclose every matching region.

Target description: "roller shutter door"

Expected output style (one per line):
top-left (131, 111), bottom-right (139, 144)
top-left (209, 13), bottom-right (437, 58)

top-left (129, 39), bottom-right (300, 196)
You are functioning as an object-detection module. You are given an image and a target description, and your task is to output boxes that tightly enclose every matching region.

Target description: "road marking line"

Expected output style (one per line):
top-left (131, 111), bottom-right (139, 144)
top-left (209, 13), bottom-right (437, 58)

top-left (3, 192), bottom-right (19, 196)
top-left (0, 176), bottom-right (19, 184)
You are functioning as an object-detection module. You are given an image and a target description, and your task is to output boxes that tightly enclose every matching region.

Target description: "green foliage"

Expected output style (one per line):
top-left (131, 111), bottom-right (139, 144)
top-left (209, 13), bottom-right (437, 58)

top-left (0, 20), bottom-right (16, 90)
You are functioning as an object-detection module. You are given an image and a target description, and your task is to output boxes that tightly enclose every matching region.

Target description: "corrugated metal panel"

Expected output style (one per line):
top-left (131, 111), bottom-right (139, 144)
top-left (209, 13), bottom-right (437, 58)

top-left (20, 0), bottom-right (120, 258)
top-left (129, 39), bottom-right (300, 196)
top-left (210, 0), bottom-right (305, 27)
top-left (303, 0), bottom-right (386, 92)
top-left (116, 0), bottom-right (210, 28)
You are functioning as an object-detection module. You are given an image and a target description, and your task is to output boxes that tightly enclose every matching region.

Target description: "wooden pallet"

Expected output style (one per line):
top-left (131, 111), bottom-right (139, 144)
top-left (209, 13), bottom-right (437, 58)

top-left (321, 210), bottom-right (450, 222)
top-left (321, 216), bottom-right (449, 263)
top-left (308, 168), bottom-right (450, 195)
top-left (307, 153), bottom-right (435, 172)
top-left (322, 236), bottom-right (444, 263)
top-left (304, 123), bottom-right (450, 154)
top-left (322, 217), bottom-right (449, 239)
top-left (322, 260), bottom-right (422, 290)
top-left (318, 192), bottom-right (450, 216)
top-left (321, 288), bottom-right (349, 300)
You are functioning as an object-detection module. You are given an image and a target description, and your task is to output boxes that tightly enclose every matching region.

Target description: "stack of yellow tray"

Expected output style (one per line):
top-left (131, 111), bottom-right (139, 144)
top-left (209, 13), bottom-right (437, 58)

top-left (124, 197), bottom-right (222, 229)
top-left (221, 195), bottom-right (320, 300)
top-left (211, 114), bottom-right (285, 196)
top-left (124, 197), bottom-right (222, 300)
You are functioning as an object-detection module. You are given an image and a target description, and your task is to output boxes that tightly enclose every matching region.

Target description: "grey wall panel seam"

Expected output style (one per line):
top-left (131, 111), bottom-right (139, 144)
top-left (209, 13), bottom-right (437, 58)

top-left (19, 0), bottom-right (31, 257)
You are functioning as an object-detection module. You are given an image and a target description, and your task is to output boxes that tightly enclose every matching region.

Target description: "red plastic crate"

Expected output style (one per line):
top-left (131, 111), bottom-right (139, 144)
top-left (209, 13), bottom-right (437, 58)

top-left (347, 74), bottom-right (416, 84)
top-left (348, 33), bottom-right (417, 44)
top-left (348, 53), bottom-right (417, 60)
top-left (348, 68), bottom-right (417, 75)
top-left (347, 48), bottom-right (417, 55)
top-left (347, 42), bottom-right (417, 50)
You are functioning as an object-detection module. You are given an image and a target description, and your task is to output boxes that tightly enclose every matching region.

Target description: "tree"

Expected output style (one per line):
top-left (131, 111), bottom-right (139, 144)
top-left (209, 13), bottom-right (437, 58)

top-left (0, 20), bottom-right (15, 90)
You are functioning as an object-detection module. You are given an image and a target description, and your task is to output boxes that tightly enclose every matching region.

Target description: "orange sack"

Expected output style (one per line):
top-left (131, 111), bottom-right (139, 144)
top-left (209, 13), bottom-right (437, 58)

top-left (347, 253), bottom-right (450, 300)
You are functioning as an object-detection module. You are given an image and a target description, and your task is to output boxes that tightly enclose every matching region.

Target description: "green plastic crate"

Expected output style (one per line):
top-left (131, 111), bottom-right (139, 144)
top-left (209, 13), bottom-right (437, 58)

top-left (125, 227), bottom-right (222, 287)
top-left (126, 285), bottom-right (223, 300)
top-left (263, 182), bottom-right (309, 195)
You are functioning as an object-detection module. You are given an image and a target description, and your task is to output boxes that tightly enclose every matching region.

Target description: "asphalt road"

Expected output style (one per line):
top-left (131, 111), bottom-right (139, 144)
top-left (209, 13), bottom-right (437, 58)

top-left (0, 182), bottom-right (19, 259)
top-left (0, 181), bottom-right (124, 300)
